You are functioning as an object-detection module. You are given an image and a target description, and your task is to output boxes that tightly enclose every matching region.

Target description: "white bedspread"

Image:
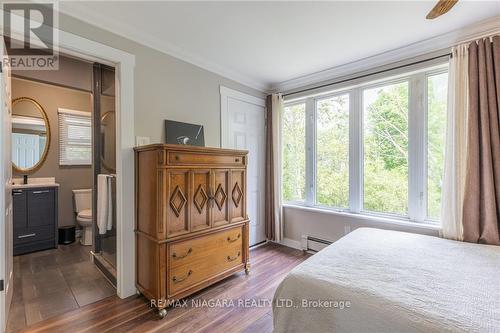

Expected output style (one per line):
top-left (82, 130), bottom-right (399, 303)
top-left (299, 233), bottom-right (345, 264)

top-left (273, 228), bottom-right (500, 333)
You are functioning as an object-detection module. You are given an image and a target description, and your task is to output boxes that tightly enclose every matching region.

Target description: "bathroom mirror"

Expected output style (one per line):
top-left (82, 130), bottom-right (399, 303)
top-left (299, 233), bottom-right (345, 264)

top-left (11, 97), bottom-right (51, 173)
top-left (100, 111), bottom-right (116, 173)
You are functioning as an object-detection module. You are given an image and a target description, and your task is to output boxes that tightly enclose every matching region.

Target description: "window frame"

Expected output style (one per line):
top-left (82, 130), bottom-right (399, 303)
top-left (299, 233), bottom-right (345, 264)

top-left (281, 63), bottom-right (448, 226)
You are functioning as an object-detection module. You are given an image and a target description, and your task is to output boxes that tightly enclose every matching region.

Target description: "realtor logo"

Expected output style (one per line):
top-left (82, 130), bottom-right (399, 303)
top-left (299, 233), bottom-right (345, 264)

top-left (2, 1), bottom-right (59, 70)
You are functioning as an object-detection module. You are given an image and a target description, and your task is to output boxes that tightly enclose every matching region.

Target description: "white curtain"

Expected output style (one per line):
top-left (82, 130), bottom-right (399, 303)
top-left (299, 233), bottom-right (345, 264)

top-left (272, 94), bottom-right (284, 242)
top-left (440, 44), bottom-right (469, 241)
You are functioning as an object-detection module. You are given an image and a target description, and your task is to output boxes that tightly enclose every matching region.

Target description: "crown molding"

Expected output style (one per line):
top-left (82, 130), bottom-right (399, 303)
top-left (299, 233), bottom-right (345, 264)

top-left (57, 4), bottom-right (270, 93)
top-left (272, 15), bottom-right (500, 94)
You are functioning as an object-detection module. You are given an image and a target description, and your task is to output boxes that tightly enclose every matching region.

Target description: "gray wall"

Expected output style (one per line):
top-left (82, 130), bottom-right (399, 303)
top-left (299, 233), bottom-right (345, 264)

top-left (283, 206), bottom-right (440, 246)
top-left (13, 55), bottom-right (93, 92)
top-left (58, 14), bottom-right (266, 148)
top-left (12, 78), bottom-right (93, 227)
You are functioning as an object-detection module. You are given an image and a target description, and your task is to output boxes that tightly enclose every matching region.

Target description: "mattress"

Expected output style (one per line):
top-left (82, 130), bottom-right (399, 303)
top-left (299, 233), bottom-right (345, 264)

top-left (273, 228), bottom-right (500, 333)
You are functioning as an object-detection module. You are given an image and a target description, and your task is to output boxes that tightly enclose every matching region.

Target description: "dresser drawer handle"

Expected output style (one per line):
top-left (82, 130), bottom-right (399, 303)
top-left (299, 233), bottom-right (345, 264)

top-left (227, 234), bottom-right (241, 243)
top-left (18, 233), bottom-right (36, 239)
top-left (32, 190), bottom-right (49, 194)
top-left (235, 158), bottom-right (240, 162)
top-left (172, 248), bottom-right (192, 259)
top-left (227, 251), bottom-right (241, 262)
top-left (172, 270), bottom-right (192, 283)
top-left (174, 155), bottom-right (180, 161)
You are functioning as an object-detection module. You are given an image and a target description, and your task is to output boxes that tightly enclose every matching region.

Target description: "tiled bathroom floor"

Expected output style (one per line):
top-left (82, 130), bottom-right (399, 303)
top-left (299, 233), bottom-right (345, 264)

top-left (6, 243), bottom-right (116, 332)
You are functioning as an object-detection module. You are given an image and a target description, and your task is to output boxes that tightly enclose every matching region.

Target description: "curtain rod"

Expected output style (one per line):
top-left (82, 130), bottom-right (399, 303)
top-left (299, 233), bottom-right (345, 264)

top-left (283, 53), bottom-right (451, 98)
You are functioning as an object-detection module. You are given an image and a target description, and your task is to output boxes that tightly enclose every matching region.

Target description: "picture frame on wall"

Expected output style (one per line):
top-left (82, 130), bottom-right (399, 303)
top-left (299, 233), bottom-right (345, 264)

top-left (164, 120), bottom-right (205, 147)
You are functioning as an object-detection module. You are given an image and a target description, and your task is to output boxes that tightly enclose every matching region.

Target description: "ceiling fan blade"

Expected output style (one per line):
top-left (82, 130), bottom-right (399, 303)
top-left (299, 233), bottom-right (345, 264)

top-left (426, 0), bottom-right (459, 19)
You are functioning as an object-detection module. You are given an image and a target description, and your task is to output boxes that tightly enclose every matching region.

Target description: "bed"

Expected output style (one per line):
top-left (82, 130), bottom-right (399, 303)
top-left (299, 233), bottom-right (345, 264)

top-left (273, 228), bottom-right (500, 333)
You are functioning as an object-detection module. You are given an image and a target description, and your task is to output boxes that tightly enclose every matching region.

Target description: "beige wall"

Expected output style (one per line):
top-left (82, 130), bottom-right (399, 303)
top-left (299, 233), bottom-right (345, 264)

top-left (12, 78), bottom-right (93, 227)
top-left (58, 14), bottom-right (266, 148)
top-left (283, 206), bottom-right (440, 247)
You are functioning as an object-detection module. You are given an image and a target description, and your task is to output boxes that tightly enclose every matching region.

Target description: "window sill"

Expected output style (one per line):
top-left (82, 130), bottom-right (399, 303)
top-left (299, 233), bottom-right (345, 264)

top-left (282, 203), bottom-right (441, 231)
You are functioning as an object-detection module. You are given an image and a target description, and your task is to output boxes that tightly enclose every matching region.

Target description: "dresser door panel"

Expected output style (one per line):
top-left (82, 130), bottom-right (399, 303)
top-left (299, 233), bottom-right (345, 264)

top-left (230, 170), bottom-right (246, 223)
top-left (190, 170), bottom-right (211, 232)
top-left (166, 170), bottom-right (190, 237)
top-left (212, 170), bottom-right (230, 227)
top-left (27, 189), bottom-right (55, 227)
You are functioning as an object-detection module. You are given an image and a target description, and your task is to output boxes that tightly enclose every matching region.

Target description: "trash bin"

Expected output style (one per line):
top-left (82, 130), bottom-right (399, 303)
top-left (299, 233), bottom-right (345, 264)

top-left (58, 226), bottom-right (76, 245)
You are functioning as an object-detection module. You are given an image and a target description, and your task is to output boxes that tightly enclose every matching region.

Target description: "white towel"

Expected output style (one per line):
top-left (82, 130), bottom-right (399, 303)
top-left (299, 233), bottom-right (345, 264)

top-left (97, 174), bottom-right (113, 235)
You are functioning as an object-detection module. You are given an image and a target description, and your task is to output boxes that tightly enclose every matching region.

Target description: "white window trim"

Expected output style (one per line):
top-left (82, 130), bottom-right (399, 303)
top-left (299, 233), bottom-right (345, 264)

top-left (282, 62), bottom-right (448, 226)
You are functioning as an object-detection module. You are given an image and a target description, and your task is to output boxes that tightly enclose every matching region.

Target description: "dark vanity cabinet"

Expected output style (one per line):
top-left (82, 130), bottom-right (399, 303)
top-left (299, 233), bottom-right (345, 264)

top-left (13, 187), bottom-right (58, 255)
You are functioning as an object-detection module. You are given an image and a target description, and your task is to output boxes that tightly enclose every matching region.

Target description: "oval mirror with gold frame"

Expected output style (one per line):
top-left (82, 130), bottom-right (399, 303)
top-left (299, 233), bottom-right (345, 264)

top-left (100, 110), bottom-right (116, 173)
top-left (11, 97), bottom-right (51, 173)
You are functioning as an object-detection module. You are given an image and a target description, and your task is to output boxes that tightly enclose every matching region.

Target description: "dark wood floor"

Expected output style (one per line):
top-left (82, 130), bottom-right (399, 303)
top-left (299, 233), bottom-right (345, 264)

top-left (15, 242), bottom-right (310, 333)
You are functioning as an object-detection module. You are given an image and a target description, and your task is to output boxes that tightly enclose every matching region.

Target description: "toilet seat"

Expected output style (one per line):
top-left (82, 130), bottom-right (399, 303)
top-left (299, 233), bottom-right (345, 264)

top-left (78, 209), bottom-right (92, 219)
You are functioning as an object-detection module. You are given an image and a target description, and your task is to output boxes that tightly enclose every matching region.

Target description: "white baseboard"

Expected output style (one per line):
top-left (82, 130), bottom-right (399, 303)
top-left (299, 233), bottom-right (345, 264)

top-left (279, 237), bottom-right (303, 250)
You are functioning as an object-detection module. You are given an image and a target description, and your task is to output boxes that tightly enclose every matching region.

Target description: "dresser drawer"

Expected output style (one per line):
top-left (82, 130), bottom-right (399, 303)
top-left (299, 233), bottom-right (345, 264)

top-left (14, 225), bottom-right (54, 245)
top-left (168, 244), bottom-right (243, 296)
top-left (166, 151), bottom-right (245, 167)
top-left (168, 226), bottom-right (243, 269)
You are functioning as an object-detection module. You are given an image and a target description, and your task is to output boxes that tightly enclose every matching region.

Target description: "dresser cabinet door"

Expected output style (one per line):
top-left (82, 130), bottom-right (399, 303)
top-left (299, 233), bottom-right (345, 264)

top-left (190, 169), bottom-right (211, 232)
top-left (212, 169), bottom-right (230, 227)
top-left (27, 189), bottom-right (55, 227)
top-left (166, 170), bottom-right (190, 237)
top-left (230, 170), bottom-right (246, 223)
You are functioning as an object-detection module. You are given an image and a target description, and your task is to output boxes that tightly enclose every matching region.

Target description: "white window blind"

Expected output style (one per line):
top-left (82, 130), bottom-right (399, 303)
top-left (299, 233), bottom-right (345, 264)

top-left (58, 108), bottom-right (92, 166)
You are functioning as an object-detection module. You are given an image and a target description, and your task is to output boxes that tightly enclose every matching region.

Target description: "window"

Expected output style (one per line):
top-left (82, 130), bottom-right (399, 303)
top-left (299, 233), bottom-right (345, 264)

top-left (363, 82), bottom-right (409, 215)
top-left (282, 64), bottom-right (448, 224)
top-left (58, 108), bottom-right (92, 166)
top-left (316, 94), bottom-right (349, 208)
top-left (282, 103), bottom-right (306, 202)
top-left (427, 72), bottom-right (448, 219)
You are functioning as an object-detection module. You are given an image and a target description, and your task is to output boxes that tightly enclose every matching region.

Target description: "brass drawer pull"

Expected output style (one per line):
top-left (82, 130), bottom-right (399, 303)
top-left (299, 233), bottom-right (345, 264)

top-left (227, 251), bottom-right (241, 262)
top-left (174, 155), bottom-right (180, 160)
top-left (172, 248), bottom-right (192, 259)
top-left (227, 234), bottom-right (241, 243)
top-left (235, 158), bottom-right (240, 162)
top-left (173, 270), bottom-right (192, 283)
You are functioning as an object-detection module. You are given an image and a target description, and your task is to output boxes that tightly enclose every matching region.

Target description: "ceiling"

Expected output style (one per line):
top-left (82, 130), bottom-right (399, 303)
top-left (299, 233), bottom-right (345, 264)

top-left (59, 1), bottom-right (500, 91)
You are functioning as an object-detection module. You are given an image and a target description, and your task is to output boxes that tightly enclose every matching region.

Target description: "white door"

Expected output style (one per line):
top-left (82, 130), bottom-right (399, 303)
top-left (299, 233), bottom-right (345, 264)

top-left (0, 38), bottom-right (13, 333)
top-left (220, 87), bottom-right (266, 246)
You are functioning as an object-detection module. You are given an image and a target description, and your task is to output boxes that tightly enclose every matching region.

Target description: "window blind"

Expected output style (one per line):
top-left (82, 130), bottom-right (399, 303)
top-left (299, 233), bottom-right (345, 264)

top-left (58, 108), bottom-right (92, 166)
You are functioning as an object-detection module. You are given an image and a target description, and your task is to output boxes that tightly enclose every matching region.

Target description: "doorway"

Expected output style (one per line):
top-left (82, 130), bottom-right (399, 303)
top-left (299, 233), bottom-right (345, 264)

top-left (5, 52), bottom-right (117, 332)
top-left (1, 18), bottom-right (135, 333)
top-left (220, 87), bottom-right (266, 246)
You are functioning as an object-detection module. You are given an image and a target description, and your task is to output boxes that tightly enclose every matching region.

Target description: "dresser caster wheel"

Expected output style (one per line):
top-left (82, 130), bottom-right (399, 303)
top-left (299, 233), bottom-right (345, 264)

top-left (158, 308), bottom-right (167, 319)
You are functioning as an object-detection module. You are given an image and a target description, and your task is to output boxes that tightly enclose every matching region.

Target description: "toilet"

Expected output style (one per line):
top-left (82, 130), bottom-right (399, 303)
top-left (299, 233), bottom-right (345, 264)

top-left (72, 189), bottom-right (93, 246)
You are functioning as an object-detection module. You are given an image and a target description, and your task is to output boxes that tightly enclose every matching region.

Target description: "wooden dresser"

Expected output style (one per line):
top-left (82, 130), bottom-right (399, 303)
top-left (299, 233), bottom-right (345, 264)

top-left (134, 144), bottom-right (250, 317)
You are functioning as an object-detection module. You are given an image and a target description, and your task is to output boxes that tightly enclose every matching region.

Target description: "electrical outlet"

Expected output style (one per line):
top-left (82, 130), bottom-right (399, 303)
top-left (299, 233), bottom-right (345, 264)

top-left (135, 136), bottom-right (150, 147)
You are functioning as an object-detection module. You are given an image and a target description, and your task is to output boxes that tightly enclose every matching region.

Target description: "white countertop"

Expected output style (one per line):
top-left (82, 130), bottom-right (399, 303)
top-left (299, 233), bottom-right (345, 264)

top-left (11, 177), bottom-right (59, 189)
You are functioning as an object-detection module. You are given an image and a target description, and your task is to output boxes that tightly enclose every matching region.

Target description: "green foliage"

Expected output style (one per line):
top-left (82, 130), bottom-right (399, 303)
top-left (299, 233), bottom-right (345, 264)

top-left (282, 104), bottom-right (306, 202)
top-left (316, 95), bottom-right (349, 208)
top-left (364, 82), bottom-right (409, 215)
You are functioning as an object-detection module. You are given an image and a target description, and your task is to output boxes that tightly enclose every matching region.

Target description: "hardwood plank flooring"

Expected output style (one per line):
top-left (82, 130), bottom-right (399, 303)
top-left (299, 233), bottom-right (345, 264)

top-left (15, 243), bottom-right (310, 333)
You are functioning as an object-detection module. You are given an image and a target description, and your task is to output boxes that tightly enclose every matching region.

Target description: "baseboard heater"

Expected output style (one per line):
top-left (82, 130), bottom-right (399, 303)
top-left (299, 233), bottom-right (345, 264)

top-left (301, 235), bottom-right (333, 252)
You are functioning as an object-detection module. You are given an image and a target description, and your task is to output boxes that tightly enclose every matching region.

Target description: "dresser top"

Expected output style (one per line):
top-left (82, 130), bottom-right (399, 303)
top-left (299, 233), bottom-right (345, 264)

top-left (134, 143), bottom-right (248, 155)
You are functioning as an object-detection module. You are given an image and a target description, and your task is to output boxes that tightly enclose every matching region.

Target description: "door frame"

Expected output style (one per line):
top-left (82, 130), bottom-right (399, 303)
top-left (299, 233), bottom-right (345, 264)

top-left (219, 86), bottom-right (266, 245)
top-left (0, 13), bottom-right (137, 305)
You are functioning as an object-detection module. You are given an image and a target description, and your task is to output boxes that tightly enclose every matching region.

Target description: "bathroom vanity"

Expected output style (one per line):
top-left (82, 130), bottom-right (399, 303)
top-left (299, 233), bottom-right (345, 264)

top-left (12, 179), bottom-right (59, 255)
